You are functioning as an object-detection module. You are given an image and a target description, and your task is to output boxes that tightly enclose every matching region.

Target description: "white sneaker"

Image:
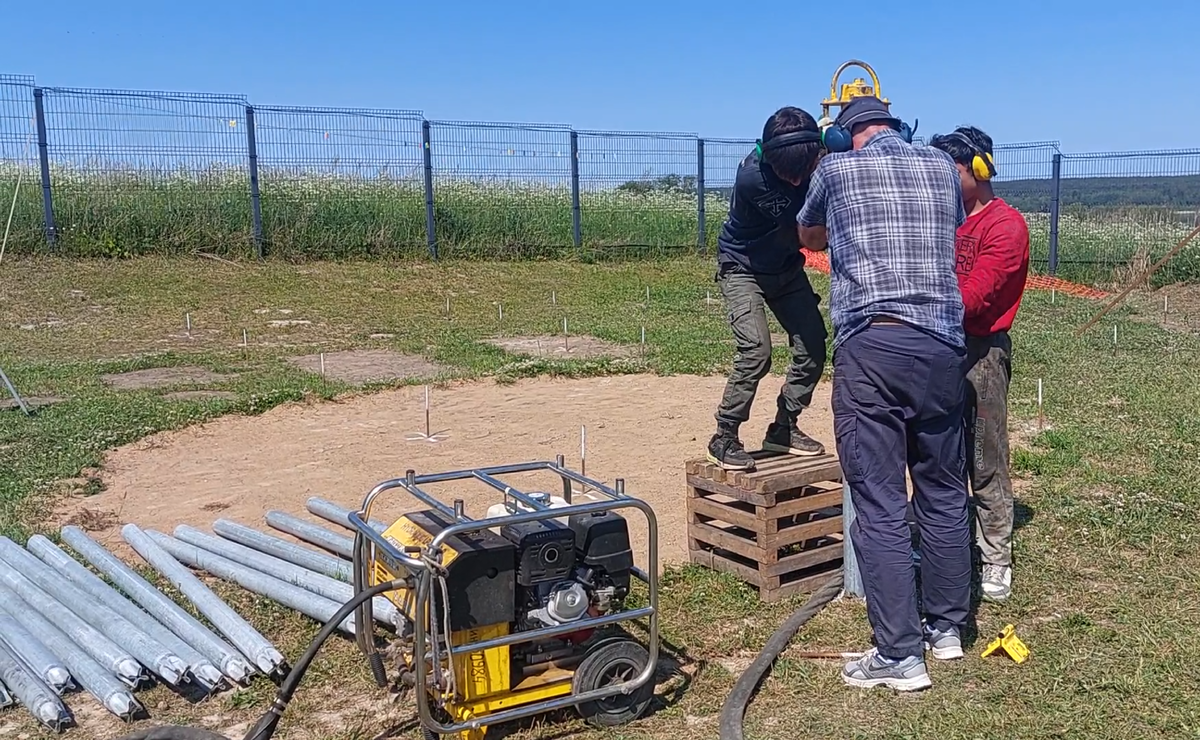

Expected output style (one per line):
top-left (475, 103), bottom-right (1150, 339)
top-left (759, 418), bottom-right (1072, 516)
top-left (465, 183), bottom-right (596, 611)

top-left (981, 564), bottom-right (1013, 602)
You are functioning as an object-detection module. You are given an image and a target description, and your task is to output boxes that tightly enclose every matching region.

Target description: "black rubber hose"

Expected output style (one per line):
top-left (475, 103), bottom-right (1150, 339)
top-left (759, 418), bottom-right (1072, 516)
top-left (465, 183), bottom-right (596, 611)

top-left (113, 579), bottom-right (405, 740)
top-left (718, 573), bottom-right (844, 740)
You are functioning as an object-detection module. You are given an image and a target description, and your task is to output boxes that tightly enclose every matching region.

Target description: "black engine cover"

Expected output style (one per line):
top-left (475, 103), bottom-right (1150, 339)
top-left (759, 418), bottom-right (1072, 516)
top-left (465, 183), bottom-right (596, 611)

top-left (569, 511), bottom-right (634, 590)
top-left (501, 519), bottom-right (577, 587)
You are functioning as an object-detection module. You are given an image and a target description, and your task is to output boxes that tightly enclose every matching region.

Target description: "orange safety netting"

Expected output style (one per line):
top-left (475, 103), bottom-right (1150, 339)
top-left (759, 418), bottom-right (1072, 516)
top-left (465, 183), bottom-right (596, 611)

top-left (800, 249), bottom-right (1109, 300)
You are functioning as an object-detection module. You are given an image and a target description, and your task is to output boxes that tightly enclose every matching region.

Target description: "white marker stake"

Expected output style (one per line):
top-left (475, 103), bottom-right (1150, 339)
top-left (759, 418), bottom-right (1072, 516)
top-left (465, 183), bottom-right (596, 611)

top-left (1114, 325), bottom-right (1118, 345)
top-left (185, 313), bottom-right (191, 334)
top-left (446, 295), bottom-right (451, 318)
top-left (645, 286), bottom-right (650, 302)
top-left (1037, 378), bottom-right (1044, 430)
top-left (552, 290), bottom-right (557, 306)
top-left (1051, 288), bottom-right (1056, 304)
top-left (641, 326), bottom-right (646, 358)
top-left (425, 385), bottom-right (431, 439)
top-left (242, 329), bottom-right (248, 347)
top-left (563, 317), bottom-right (569, 352)
top-left (580, 425), bottom-right (587, 496)
top-left (498, 304), bottom-right (504, 323)
top-left (319, 352), bottom-right (325, 378)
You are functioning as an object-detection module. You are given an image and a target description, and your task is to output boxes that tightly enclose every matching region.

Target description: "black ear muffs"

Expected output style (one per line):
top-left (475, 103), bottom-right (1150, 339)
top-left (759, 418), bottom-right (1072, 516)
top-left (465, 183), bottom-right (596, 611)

top-left (755, 130), bottom-right (823, 158)
top-left (822, 117), bottom-right (918, 153)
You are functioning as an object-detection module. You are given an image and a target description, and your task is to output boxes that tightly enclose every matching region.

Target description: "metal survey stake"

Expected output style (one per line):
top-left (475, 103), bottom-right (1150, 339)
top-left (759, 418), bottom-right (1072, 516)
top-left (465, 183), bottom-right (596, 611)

top-left (1114, 325), bottom-right (1118, 345)
top-left (320, 352), bottom-right (325, 377)
top-left (499, 303), bottom-right (503, 322)
top-left (186, 312), bottom-right (191, 334)
top-left (563, 317), bottom-right (569, 351)
top-left (425, 385), bottom-right (430, 438)
top-left (242, 328), bottom-right (248, 346)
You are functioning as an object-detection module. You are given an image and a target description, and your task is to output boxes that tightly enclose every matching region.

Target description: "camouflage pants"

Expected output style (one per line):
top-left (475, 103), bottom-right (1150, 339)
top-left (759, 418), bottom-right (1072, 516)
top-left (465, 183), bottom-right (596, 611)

top-left (965, 332), bottom-right (1015, 568)
top-left (713, 264), bottom-right (827, 431)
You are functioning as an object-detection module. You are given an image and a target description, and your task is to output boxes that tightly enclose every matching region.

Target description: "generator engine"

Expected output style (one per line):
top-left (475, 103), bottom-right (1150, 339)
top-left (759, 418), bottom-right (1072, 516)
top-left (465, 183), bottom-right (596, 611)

top-left (503, 510), bottom-right (634, 638)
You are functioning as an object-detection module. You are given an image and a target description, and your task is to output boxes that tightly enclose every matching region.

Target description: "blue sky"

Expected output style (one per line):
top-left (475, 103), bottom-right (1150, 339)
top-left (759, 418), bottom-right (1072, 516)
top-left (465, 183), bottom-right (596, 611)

top-left (1, 0), bottom-right (1195, 155)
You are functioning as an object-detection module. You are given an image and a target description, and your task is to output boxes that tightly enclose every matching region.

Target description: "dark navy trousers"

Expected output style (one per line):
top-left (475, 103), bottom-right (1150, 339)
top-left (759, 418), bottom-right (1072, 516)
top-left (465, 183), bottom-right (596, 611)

top-left (832, 321), bottom-right (972, 660)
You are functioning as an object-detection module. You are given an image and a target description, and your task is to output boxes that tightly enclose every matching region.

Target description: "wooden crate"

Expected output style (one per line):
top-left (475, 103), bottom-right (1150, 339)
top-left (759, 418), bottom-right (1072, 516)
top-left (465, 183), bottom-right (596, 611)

top-left (686, 451), bottom-right (845, 602)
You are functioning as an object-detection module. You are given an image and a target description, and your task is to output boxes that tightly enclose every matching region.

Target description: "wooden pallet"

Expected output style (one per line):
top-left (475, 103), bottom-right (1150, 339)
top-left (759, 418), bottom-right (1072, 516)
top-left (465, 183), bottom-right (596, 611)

top-left (686, 452), bottom-right (845, 602)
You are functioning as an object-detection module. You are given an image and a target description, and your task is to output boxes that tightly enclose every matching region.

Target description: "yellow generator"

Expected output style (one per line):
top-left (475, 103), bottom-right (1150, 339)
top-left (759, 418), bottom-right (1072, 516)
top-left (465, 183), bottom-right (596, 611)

top-left (347, 460), bottom-right (660, 740)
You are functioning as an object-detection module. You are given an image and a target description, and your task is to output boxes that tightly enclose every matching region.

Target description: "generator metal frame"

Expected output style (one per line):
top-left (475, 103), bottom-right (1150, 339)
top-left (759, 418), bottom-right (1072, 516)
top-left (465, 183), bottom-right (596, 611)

top-left (348, 457), bottom-right (660, 738)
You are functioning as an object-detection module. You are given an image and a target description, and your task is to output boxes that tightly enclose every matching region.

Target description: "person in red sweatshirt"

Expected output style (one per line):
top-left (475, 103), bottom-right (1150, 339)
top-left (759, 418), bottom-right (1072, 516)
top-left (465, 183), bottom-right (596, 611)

top-left (931, 127), bottom-right (1029, 603)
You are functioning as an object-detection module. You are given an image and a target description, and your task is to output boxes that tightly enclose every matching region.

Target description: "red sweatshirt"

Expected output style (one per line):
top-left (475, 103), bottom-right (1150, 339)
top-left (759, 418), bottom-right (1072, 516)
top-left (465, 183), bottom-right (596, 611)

top-left (954, 197), bottom-right (1030, 337)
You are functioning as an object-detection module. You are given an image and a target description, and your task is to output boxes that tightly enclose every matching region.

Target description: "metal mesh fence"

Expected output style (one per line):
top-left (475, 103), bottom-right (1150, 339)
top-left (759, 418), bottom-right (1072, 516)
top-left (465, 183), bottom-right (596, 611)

top-left (7, 72), bottom-right (1200, 287)
top-left (430, 121), bottom-right (574, 257)
top-left (1057, 150), bottom-right (1200, 285)
top-left (254, 105), bottom-right (425, 258)
top-left (0, 75), bottom-right (41, 252)
top-left (700, 138), bottom-right (754, 253)
top-left (577, 130), bottom-right (699, 256)
top-left (40, 87), bottom-right (252, 256)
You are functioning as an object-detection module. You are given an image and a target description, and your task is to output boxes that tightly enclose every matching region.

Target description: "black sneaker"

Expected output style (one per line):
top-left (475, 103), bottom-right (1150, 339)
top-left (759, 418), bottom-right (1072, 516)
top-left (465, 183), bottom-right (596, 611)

top-left (707, 433), bottom-right (756, 471)
top-left (762, 423), bottom-right (826, 457)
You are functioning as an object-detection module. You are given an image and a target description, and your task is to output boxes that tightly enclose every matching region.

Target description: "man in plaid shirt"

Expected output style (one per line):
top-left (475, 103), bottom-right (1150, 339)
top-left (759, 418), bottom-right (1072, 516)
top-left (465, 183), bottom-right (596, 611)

top-left (798, 96), bottom-right (972, 692)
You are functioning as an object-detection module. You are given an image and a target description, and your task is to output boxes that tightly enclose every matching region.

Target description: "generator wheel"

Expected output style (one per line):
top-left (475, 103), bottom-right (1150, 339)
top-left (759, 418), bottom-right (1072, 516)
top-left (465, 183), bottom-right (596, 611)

top-left (572, 637), bottom-right (654, 727)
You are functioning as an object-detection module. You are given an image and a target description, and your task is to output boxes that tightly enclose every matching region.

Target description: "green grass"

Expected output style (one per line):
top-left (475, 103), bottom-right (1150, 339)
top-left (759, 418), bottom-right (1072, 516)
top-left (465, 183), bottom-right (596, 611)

top-left (3, 256), bottom-right (1200, 739)
top-left (3, 165), bottom-right (1199, 284)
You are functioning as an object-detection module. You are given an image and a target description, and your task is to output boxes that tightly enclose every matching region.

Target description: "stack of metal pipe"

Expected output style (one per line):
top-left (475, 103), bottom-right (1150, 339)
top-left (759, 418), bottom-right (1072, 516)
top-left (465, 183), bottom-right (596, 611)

top-left (0, 497), bottom-right (403, 732)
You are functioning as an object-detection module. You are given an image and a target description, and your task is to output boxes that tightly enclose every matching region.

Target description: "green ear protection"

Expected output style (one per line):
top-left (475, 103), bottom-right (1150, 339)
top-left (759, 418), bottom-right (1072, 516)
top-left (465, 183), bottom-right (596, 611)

top-left (938, 131), bottom-right (996, 180)
top-left (755, 130), bottom-right (824, 158)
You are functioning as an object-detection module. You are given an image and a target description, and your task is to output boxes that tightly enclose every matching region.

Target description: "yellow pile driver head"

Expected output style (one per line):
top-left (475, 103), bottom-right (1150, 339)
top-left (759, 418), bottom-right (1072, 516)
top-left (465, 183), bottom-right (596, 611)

top-left (821, 59), bottom-right (890, 121)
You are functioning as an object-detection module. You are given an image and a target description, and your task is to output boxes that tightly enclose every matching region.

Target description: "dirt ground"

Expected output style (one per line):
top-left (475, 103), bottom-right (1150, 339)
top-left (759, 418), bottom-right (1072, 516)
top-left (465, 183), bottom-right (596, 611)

top-left (57, 374), bottom-right (837, 568)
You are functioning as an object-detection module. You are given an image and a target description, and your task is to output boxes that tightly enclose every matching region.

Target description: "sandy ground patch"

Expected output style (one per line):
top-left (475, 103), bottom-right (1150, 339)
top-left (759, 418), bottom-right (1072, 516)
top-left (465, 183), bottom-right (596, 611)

top-left (57, 374), bottom-right (837, 567)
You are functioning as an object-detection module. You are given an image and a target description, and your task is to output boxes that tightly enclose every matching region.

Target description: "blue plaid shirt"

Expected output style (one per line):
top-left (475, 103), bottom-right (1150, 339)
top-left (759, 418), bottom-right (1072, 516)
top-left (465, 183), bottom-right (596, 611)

top-left (798, 129), bottom-right (967, 351)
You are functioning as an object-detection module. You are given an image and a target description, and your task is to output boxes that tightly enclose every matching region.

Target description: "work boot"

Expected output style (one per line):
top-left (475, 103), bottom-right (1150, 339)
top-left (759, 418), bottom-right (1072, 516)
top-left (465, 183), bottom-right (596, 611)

top-left (762, 422), bottom-right (825, 457)
top-left (923, 623), bottom-right (964, 661)
top-left (707, 429), bottom-right (756, 471)
top-left (981, 564), bottom-right (1013, 602)
top-left (841, 648), bottom-right (932, 692)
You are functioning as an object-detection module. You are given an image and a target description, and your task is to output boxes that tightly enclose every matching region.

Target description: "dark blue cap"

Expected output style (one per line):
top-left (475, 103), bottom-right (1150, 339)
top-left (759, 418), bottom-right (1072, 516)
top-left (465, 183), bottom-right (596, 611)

top-left (835, 96), bottom-right (900, 131)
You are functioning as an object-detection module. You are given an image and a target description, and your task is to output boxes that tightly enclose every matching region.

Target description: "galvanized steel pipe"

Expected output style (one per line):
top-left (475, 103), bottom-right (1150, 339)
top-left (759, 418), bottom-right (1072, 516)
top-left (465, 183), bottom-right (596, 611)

top-left (26, 534), bottom-right (226, 694)
top-left (265, 511), bottom-right (354, 559)
top-left (0, 563), bottom-right (144, 686)
top-left (174, 524), bottom-right (400, 630)
top-left (0, 537), bottom-right (189, 686)
top-left (0, 586), bottom-right (143, 721)
top-left (121, 524), bottom-right (285, 676)
top-left (0, 613), bottom-right (72, 694)
top-left (147, 530), bottom-right (356, 636)
top-left (0, 641), bottom-right (71, 731)
top-left (60, 526), bottom-right (254, 685)
top-left (211, 519), bottom-right (351, 582)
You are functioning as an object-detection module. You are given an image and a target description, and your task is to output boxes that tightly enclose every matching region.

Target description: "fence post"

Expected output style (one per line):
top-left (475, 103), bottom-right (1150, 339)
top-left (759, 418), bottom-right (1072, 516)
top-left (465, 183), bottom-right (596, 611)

top-left (1048, 152), bottom-right (1062, 275)
top-left (244, 105), bottom-right (264, 258)
top-left (32, 87), bottom-right (56, 248)
top-left (422, 120), bottom-right (437, 259)
top-left (696, 138), bottom-right (706, 252)
top-left (570, 130), bottom-right (582, 249)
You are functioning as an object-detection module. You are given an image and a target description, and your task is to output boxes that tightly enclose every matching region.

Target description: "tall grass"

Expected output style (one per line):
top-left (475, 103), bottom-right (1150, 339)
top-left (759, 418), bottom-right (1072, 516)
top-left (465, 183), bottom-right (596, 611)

top-left (2, 163), bottom-right (1197, 283)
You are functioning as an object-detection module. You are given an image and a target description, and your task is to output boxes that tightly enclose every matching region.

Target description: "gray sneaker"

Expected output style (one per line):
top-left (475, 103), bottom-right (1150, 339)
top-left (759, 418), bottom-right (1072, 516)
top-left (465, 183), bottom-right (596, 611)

top-left (841, 648), bottom-right (932, 691)
top-left (923, 624), bottom-right (964, 660)
top-left (981, 564), bottom-right (1012, 602)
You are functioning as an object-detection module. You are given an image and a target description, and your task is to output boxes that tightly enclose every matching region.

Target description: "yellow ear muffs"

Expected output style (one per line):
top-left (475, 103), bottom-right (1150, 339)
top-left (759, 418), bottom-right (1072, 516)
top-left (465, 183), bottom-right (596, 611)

top-left (972, 151), bottom-right (996, 181)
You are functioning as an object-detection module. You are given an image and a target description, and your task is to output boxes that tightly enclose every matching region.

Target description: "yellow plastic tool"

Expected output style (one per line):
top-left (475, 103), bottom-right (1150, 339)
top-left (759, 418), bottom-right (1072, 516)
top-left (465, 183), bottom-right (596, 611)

top-left (981, 624), bottom-right (1029, 664)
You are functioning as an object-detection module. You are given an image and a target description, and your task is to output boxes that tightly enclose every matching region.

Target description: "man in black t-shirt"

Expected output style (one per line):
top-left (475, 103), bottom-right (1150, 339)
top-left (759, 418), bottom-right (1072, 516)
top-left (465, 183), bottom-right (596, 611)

top-left (707, 106), bottom-right (828, 472)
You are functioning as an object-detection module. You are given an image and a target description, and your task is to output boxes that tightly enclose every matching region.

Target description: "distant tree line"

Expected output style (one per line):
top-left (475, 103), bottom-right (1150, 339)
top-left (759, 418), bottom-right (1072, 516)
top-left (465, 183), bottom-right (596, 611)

top-left (617, 173), bottom-right (1200, 213)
